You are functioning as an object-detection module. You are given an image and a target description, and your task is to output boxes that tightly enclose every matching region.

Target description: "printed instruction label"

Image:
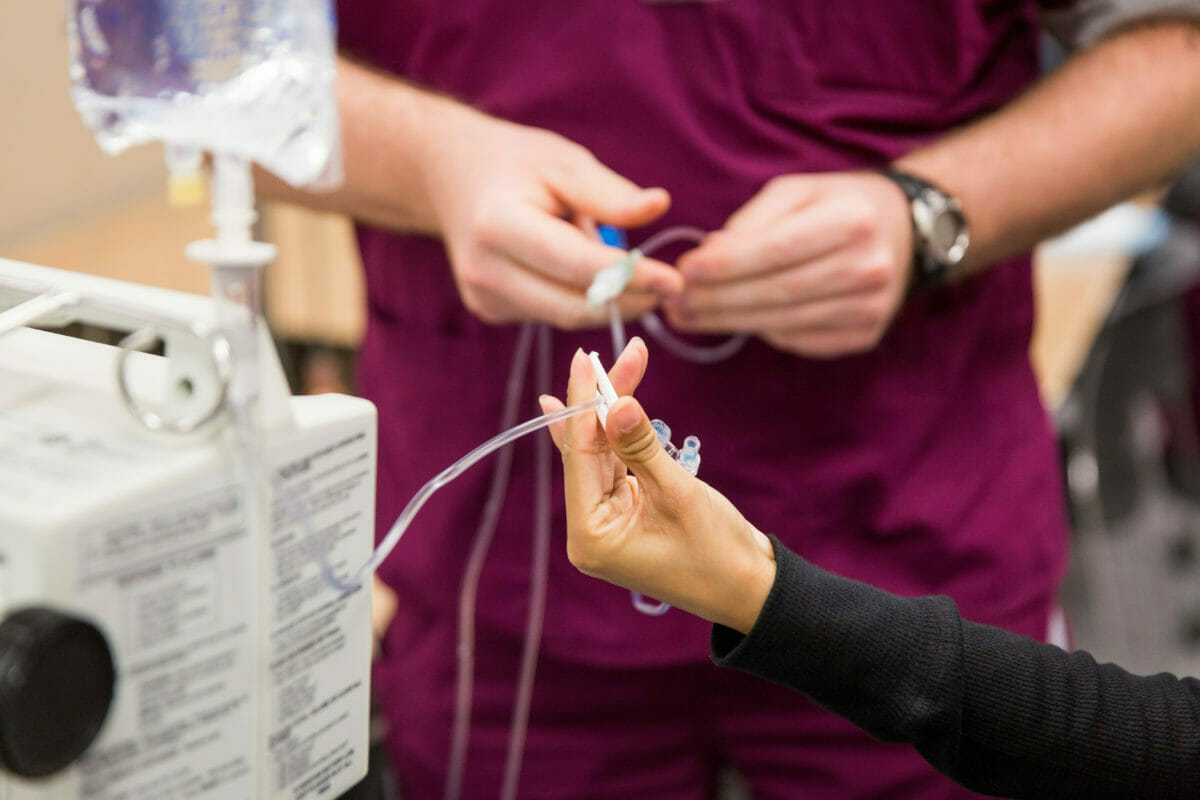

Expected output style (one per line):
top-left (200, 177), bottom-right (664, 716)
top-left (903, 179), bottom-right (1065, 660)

top-left (0, 407), bottom-right (161, 504)
top-left (267, 429), bottom-right (372, 800)
top-left (75, 481), bottom-right (256, 800)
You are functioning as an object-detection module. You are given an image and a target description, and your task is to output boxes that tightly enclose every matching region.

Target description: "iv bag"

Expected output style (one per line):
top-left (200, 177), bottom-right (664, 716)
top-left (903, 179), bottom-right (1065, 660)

top-left (66, 0), bottom-right (342, 189)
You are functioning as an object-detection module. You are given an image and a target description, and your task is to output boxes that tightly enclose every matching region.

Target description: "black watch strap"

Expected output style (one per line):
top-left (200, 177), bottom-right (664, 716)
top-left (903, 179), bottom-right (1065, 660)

top-left (880, 169), bottom-right (960, 294)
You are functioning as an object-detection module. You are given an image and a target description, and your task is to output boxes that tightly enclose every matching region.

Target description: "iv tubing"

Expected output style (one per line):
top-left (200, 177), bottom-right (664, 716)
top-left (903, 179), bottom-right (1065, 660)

top-left (350, 395), bottom-right (603, 587)
top-left (500, 324), bottom-right (553, 800)
top-left (638, 311), bottom-right (749, 364)
top-left (614, 225), bottom-right (749, 365)
top-left (444, 323), bottom-right (535, 800)
top-left (608, 300), bottom-right (626, 356)
top-left (635, 224), bottom-right (708, 259)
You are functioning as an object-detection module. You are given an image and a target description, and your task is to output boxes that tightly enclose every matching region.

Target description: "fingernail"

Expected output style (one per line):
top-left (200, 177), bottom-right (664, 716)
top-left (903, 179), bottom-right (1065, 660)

top-left (612, 400), bottom-right (640, 435)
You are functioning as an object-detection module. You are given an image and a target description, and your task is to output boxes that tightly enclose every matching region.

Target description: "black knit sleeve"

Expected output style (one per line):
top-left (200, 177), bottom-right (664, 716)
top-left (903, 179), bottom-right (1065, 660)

top-left (712, 537), bottom-right (1200, 799)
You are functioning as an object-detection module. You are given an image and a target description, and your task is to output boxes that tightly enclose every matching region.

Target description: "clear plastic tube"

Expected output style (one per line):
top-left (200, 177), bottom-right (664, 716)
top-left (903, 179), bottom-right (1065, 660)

top-left (637, 311), bottom-right (749, 364)
top-left (609, 300), bottom-right (626, 356)
top-left (616, 225), bottom-right (749, 365)
top-left (635, 224), bottom-right (707, 257)
top-left (348, 396), bottom-right (603, 588)
top-left (445, 323), bottom-right (534, 800)
top-left (500, 324), bottom-right (554, 800)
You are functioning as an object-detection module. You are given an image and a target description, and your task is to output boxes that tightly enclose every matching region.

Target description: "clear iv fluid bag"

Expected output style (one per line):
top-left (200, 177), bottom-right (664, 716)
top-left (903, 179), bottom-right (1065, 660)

top-left (67, 0), bottom-right (342, 188)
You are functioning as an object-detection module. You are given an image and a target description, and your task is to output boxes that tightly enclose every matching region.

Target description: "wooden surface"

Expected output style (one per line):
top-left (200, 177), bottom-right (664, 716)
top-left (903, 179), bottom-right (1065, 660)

top-left (262, 203), bottom-right (366, 347)
top-left (3, 192), bottom-right (213, 296)
top-left (1031, 251), bottom-right (1131, 411)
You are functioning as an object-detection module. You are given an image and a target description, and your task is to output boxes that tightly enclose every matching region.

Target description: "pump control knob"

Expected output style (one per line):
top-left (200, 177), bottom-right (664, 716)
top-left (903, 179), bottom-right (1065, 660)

top-left (0, 608), bottom-right (115, 778)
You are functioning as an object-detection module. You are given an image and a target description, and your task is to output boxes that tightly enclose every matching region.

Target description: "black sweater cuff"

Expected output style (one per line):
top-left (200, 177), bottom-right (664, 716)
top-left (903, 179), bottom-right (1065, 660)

top-left (710, 536), bottom-right (964, 750)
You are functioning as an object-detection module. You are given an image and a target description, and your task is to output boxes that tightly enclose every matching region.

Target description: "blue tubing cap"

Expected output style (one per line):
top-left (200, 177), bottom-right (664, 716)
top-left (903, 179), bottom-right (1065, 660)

top-left (597, 225), bottom-right (628, 249)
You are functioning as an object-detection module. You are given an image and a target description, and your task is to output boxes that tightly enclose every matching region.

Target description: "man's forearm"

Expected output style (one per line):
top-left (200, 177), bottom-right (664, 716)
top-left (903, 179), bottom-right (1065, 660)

top-left (259, 57), bottom-right (470, 235)
top-left (896, 20), bottom-right (1200, 273)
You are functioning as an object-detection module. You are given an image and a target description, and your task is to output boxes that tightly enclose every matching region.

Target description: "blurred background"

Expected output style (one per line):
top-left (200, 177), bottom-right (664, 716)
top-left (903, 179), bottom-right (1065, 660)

top-left (5, 5), bottom-right (1200, 792)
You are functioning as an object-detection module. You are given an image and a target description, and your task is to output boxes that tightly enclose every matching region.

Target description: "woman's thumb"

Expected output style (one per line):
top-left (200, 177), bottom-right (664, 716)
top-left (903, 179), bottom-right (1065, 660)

top-left (606, 397), bottom-right (675, 488)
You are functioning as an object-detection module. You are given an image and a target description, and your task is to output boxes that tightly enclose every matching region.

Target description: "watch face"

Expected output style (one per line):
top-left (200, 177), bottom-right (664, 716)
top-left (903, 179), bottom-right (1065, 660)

top-left (931, 209), bottom-right (967, 262)
top-left (918, 192), bottom-right (969, 266)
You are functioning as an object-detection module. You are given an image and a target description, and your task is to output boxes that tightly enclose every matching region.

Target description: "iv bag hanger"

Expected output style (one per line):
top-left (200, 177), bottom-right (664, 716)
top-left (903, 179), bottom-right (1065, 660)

top-left (0, 261), bottom-right (232, 435)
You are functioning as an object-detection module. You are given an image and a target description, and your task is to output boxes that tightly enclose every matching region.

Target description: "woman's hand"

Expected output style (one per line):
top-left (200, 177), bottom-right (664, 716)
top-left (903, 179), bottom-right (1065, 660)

top-left (539, 340), bottom-right (777, 633)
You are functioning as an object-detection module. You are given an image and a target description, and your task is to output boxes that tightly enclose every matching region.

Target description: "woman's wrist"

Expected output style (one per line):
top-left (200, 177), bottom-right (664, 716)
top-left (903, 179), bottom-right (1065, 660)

top-left (722, 528), bottom-right (778, 634)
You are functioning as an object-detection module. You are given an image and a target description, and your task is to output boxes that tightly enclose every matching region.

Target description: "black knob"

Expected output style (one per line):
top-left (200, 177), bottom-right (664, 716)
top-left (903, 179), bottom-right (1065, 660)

top-left (0, 608), bottom-right (116, 778)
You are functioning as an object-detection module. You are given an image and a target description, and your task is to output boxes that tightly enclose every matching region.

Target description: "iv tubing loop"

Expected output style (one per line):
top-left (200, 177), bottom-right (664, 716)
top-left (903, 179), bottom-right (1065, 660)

top-left (619, 225), bottom-right (749, 365)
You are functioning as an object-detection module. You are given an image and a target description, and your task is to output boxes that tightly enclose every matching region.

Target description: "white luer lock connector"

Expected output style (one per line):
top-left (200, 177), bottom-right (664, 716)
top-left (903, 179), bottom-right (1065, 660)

top-left (588, 351), bottom-right (620, 429)
top-left (585, 249), bottom-right (644, 308)
top-left (588, 351), bottom-right (701, 476)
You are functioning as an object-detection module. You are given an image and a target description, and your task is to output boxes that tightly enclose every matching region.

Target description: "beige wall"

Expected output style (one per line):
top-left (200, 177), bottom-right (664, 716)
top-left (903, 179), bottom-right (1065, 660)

top-left (0, 2), bottom-right (166, 246)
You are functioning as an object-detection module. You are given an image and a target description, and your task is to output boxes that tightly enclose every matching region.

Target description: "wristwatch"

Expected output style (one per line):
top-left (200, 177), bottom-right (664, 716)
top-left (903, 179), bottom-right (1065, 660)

top-left (881, 170), bottom-right (970, 293)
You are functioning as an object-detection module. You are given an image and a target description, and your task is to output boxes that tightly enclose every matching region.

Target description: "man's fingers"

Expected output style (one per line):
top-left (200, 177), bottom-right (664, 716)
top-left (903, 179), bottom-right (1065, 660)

top-left (678, 201), bottom-right (849, 284)
top-left (671, 249), bottom-right (872, 315)
top-left (462, 250), bottom-right (663, 329)
top-left (501, 206), bottom-right (683, 296)
top-left (551, 157), bottom-right (672, 230)
top-left (461, 253), bottom-right (599, 327)
top-left (761, 327), bottom-right (884, 360)
top-left (667, 287), bottom-right (885, 334)
top-left (724, 176), bottom-right (819, 232)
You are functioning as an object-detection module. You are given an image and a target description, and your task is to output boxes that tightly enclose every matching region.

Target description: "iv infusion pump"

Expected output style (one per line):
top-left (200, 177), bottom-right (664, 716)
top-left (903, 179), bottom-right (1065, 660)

top-left (0, 258), bottom-right (375, 800)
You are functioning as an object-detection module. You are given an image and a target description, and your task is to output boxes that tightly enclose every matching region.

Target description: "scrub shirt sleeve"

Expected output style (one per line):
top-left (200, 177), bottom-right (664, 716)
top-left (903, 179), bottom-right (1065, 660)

top-left (1040, 0), bottom-right (1200, 51)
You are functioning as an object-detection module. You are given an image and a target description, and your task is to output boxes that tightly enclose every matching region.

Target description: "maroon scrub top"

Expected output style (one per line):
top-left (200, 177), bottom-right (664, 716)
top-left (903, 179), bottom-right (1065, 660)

top-left (340, 1), bottom-right (1070, 667)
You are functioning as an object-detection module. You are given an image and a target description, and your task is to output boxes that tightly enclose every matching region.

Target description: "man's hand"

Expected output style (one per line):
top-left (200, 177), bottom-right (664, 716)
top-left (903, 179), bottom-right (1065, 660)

top-left (417, 104), bottom-right (684, 329)
top-left (539, 340), bottom-right (776, 634)
top-left (669, 172), bottom-right (913, 359)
